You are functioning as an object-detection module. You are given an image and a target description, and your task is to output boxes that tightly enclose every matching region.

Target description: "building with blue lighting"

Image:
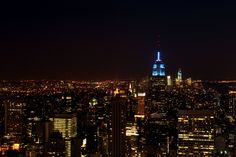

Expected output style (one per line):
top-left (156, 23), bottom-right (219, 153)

top-left (152, 52), bottom-right (165, 77)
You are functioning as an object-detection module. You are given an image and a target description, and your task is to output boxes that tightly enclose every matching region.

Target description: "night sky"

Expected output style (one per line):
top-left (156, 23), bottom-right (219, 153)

top-left (0, 1), bottom-right (236, 80)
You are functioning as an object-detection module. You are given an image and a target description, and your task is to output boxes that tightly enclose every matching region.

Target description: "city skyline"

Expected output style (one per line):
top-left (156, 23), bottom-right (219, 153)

top-left (1, 1), bottom-right (236, 80)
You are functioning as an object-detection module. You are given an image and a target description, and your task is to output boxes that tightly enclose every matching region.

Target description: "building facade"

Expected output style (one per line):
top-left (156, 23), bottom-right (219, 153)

top-left (177, 110), bottom-right (215, 156)
top-left (50, 113), bottom-right (77, 157)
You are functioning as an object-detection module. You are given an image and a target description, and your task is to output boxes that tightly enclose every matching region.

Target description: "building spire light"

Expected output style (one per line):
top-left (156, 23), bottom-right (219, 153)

top-left (157, 51), bottom-right (161, 61)
top-left (152, 51), bottom-right (165, 77)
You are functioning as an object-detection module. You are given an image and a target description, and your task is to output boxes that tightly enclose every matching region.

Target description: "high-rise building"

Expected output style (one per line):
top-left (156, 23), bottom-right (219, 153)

top-left (150, 51), bottom-right (166, 88)
top-left (147, 51), bottom-right (167, 114)
top-left (45, 131), bottom-right (66, 157)
top-left (177, 110), bottom-right (215, 156)
top-left (134, 92), bottom-right (145, 119)
top-left (145, 112), bottom-right (170, 156)
top-left (4, 99), bottom-right (27, 144)
top-left (167, 75), bottom-right (172, 86)
top-left (229, 91), bottom-right (236, 117)
top-left (152, 52), bottom-right (165, 77)
top-left (177, 68), bottom-right (182, 81)
top-left (108, 95), bottom-right (127, 157)
top-left (176, 68), bottom-right (183, 86)
top-left (50, 113), bottom-right (77, 157)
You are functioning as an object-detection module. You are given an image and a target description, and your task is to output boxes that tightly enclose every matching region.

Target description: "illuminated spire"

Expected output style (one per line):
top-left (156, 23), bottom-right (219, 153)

top-left (152, 35), bottom-right (165, 77)
top-left (156, 34), bottom-right (161, 61)
top-left (156, 51), bottom-right (161, 61)
top-left (152, 51), bottom-right (165, 77)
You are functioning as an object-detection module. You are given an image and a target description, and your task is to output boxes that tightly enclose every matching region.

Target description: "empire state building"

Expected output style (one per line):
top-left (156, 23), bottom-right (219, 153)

top-left (152, 51), bottom-right (165, 77)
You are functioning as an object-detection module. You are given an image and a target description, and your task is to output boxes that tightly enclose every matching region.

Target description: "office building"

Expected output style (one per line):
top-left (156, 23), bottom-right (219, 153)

top-left (134, 92), bottom-right (145, 119)
top-left (177, 110), bottom-right (215, 156)
top-left (108, 95), bottom-right (127, 157)
top-left (45, 131), bottom-right (66, 157)
top-left (167, 75), bottom-right (172, 86)
top-left (50, 113), bottom-right (77, 157)
top-left (4, 99), bottom-right (27, 143)
top-left (175, 68), bottom-right (183, 86)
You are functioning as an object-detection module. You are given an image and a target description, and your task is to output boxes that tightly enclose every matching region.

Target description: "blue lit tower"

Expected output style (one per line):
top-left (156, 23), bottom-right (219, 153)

top-left (150, 50), bottom-right (167, 88)
top-left (147, 50), bottom-right (169, 156)
top-left (152, 51), bottom-right (165, 77)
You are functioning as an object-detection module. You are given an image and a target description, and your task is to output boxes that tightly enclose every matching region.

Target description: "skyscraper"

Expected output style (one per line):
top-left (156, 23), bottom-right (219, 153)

top-left (152, 52), bottom-right (165, 77)
top-left (176, 68), bottom-right (183, 86)
top-left (45, 131), bottom-right (66, 157)
top-left (108, 94), bottom-right (127, 157)
top-left (177, 68), bottom-right (182, 81)
top-left (134, 92), bottom-right (145, 119)
top-left (150, 51), bottom-right (166, 90)
top-left (148, 51), bottom-right (167, 114)
top-left (229, 90), bottom-right (236, 117)
top-left (177, 110), bottom-right (215, 156)
top-left (167, 75), bottom-right (172, 86)
top-left (50, 113), bottom-right (77, 157)
top-left (4, 99), bottom-right (27, 144)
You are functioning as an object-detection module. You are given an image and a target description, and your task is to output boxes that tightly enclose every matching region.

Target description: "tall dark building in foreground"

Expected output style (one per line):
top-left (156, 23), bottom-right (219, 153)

top-left (45, 131), bottom-right (66, 157)
top-left (108, 94), bottom-right (127, 157)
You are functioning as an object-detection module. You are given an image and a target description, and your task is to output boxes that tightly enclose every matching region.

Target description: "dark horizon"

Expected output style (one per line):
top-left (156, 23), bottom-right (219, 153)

top-left (1, 1), bottom-right (236, 80)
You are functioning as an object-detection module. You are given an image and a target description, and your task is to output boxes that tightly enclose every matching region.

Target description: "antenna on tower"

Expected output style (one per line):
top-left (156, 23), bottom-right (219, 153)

top-left (156, 35), bottom-right (162, 61)
top-left (157, 35), bottom-right (161, 50)
top-left (157, 51), bottom-right (161, 61)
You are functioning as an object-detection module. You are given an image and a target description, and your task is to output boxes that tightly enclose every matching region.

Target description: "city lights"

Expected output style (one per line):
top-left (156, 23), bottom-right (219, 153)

top-left (0, 1), bottom-right (236, 156)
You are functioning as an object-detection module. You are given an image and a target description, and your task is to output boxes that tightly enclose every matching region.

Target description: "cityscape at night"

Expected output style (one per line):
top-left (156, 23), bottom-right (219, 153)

top-left (1, 1), bottom-right (236, 157)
